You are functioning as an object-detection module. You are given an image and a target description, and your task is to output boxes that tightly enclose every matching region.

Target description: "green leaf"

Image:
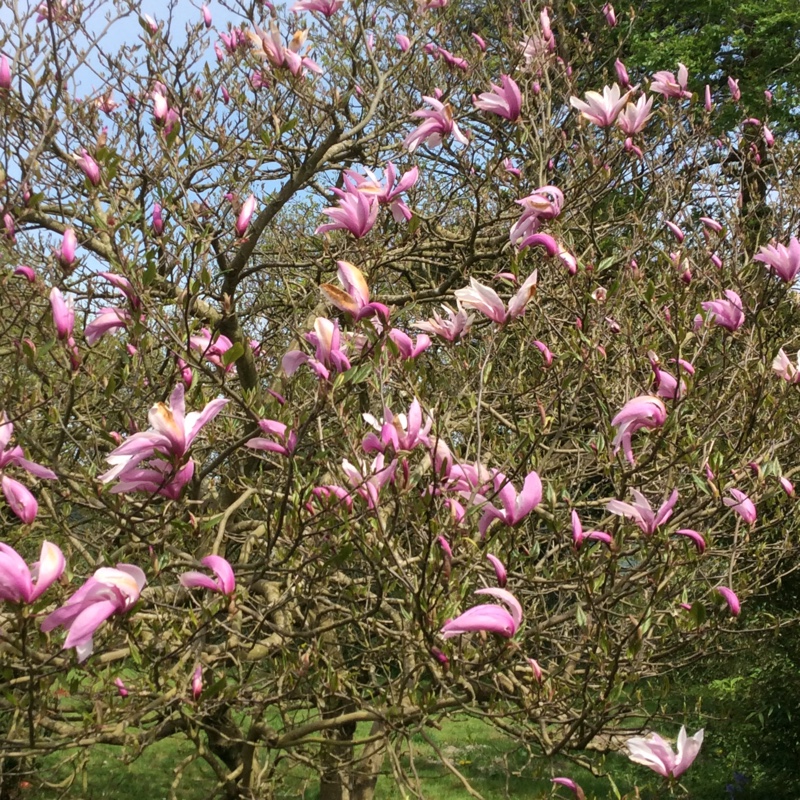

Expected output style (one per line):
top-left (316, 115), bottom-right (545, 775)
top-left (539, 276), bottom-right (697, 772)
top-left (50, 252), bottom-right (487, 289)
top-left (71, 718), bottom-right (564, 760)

top-left (222, 342), bottom-right (244, 366)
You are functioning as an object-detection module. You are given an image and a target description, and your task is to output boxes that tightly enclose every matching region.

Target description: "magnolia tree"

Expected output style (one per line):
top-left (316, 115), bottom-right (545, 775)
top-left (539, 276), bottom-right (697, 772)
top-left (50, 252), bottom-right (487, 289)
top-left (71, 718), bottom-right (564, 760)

top-left (0, 0), bottom-right (798, 797)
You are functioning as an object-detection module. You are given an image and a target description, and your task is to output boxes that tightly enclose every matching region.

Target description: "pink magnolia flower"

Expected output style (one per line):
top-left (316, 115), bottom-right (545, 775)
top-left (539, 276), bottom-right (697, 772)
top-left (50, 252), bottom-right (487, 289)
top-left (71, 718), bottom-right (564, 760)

top-left (41, 564), bottom-right (147, 662)
top-left (13, 265), bottom-right (36, 282)
top-left (780, 476), bottom-right (795, 497)
top-left (716, 585), bottom-right (741, 616)
top-left (189, 328), bottom-right (235, 371)
top-left (75, 149), bottom-right (101, 186)
top-left (454, 271), bottom-right (537, 325)
top-left (552, 778), bottom-right (585, 800)
top-left (763, 124), bottom-right (774, 147)
top-left (85, 308), bottom-right (131, 346)
top-left (602, 2), bottom-right (616, 26)
top-left (291, 0), bottom-right (342, 15)
top-left (247, 25), bottom-right (322, 77)
top-left (615, 58), bottom-right (630, 87)
top-left (674, 529), bottom-right (706, 553)
top-left (0, 541), bottom-right (65, 603)
top-left (441, 587), bottom-right (522, 639)
top-left (471, 33), bottom-right (486, 51)
top-left (320, 261), bottom-right (389, 322)
top-left (0, 413), bottom-right (58, 524)
top-left (396, 34), bottom-right (411, 51)
top-left (362, 399), bottom-right (432, 454)
top-left (282, 317), bottom-right (352, 381)
top-left (701, 290), bottom-right (744, 331)
top-left (478, 470), bottom-right (542, 536)
top-left (704, 84), bottom-right (713, 112)
top-left (650, 64), bottom-right (691, 99)
top-left (486, 554), bottom-right (507, 587)
top-left (389, 329), bottom-right (431, 359)
top-left (201, 4), bottom-right (212, 26)
top-left (571, 510), bottom-right (612, 549)
top-left (607, 489), bottom-right (678, 535)
top-left (152, 203), bottom-right (164, 235)
top-left (627, 726), bottom-right (704, 778)
top-left (0, 56), bottom-right (11, 90)
top-left (58, 228), bottom-right (77, 268)
top-left (509, 185), bottom-right (564, 245)
top-left (235, 194), bottom-right (256, 237)
top-left (533, 340), bottom-right (554, 366)
top-left (343, 162), bottom-right (418, 223)
top-left (415, 304), bottom-right (474, 343)
top-left (473, 75), bottom-right (522, 121)
top-left (754, 237), bottom-right (800, 283)
top-left (191, 664), bottom-right (203, 700)
top-left (99, 384), bottom-right (228, 492)
top-left (617, 94), bottom-right (654, 135)
top-left (341, 454), bottom-right (397, 509)
top-left (611, 395), bottom-right (667, 465)
top-left (246, 419), bottom-right (297, 457)
top-left (49, 287), bottom-right (75, 340)
top-left (114, 677), bottom-right (129, 697)
top-left (316, 178), bottom-right (379, 238)
top-left (180, 555), bottom-right (236, 596)
top-left (728, 76), bottom-right (741, 102)
top-left (403, 96), bottom-right (469, 152)
top-left (528, 657), bottom-right (544, 682)
top-left (570, 83), bottom-right (633, 127)
top-left (723, 488), bottom-right (756, 524)
top-left (652, 364), bottom-right (687, 400)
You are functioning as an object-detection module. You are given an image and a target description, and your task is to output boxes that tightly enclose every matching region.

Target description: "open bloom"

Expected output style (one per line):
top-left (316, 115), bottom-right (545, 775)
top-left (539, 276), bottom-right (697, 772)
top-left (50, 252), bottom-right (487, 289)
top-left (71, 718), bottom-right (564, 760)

top-left (441, 587), bottom-right (522, 639)
top-left (41, 564), bottom-right (147, 662)
top-left (246, 419), bottom-right (297, 457)
top-left (607, 489), bottom-right (678, 535)
top-left (0, 413), bottom-right (58, 523)
top-left (650, 64), bottom-right (691, 99)
top-left (611, 395), bottom-right (667, 465)
top-left (509, 185), bottom-right (564, 245)
top-left (341, 453), bottom-right (397, 509)
top-left (571, 510), bottom-right (612, 549)
top-left (473, 75), bottom-right (522, 121)
top-left (363, 399), bottom-right (432, 454)
top-left (454, 271), bottom-right (537, 325)
top-left (773, 349), bottom-right (800, 383)
top-left (343, 162), bottom-right (418, 223)
top-left (723, 488), bottom-right (756, 524)
top-left (570, 83), bottom-right (633, 127)
top-left (754, 237), bottom-right (800, 283)
top-left (617, 94), bottom-right (654, 135)
top-left (99, 384), bottom-right (228, 493)
top-left (189, 328), bottom-right (235, 371)
top-left (0, 541), bottom-right (65, 604)
top-left (388, 329), bottom-right (431, 360)
top-left (478, 470), bottom-right (542, 536)
top-left (282, 317), bottom-right (352, 381)
top-left (403, 96), bottom-right (469, 152)
top-left (180, 555), bottom-right (235, 596)
top-left (315, 178), bottom-right (379, 238)
top-left (247, 24), bottom-right (322, 77)
top-left (626, 726), bottom-right (704, 778)
top-left (701, 290), bottom-right (744, 331)
top-left (415, 304), bottom-right (474, 342)
top-left (320, 261), bottom-right (389, 322)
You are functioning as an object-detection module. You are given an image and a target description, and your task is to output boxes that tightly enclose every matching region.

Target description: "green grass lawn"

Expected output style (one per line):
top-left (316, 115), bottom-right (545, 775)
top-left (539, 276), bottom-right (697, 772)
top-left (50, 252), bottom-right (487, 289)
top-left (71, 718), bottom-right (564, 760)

top-left (29, 714), bottom-right (739, 800)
